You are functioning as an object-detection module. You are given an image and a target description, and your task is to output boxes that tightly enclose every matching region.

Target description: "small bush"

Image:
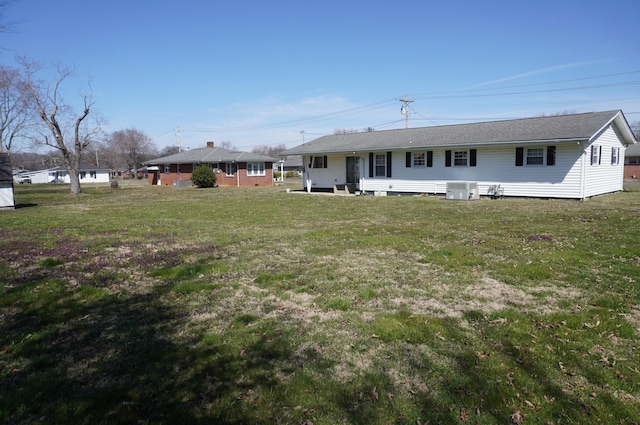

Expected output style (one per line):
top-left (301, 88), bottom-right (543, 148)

top-left (191, 165), bottom-right (217, 188)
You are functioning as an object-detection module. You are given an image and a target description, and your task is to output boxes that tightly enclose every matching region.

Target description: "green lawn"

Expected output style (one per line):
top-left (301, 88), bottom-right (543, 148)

top-left (1, 182), bottom-right (639, 424)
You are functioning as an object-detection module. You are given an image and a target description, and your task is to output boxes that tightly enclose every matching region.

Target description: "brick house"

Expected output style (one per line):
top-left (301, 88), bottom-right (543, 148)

top-left (624, 141), bottom-right (640, 179)
top-left (144, 142), bottom-right (277, 187)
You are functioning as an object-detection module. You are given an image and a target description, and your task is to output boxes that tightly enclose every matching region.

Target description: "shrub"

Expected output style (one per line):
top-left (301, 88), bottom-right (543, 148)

top-left (191, 165), bottom-right (217, 188)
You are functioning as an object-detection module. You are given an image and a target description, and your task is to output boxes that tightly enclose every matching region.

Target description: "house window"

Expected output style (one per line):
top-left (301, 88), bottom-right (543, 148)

top-left (611, 147), bottom-right (620, 165)
top-left (627, 157), bottom-right (640, 165)
top-left (164, 164), bottom-right (170, 173)
top-left (176, 164), bottom-right (181, 173)
top-left (446, 150), bottom-right (476, 167)
top-left (406, 151), bottom-right (433, 168)
top-left (526, 148), bottom-right (544, 165)
top-left (225, 163), bottom-right (235, 176)
top-left (312, 156), bottom-right (327, 168)
top-left (375, 154), bottom-right (386, 176)
top-left (247, 162), bottom-right (265, 176)
top-left (413, 152), bottom-right (426, 167)
top-left (90, 171), bottom-right (96, 178)
top-left (79, 171), bottom-right (86, 179)
top-left (516, 146), bottom-right (555, 166)
top-left (591, 145), bottom-right (601, 165)
top-left (454, 151), bottom-right (468, 166)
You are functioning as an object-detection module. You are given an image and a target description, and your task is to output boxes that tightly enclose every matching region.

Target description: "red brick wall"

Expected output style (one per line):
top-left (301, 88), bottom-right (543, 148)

top-left (216, 163), bottom-right (274, 187)
top-left (624, 164), bottom-right (640, 179)
top-left (237, 167), bottom-right (274, 187)
top-left (154, 163), bottom-right (274, 187)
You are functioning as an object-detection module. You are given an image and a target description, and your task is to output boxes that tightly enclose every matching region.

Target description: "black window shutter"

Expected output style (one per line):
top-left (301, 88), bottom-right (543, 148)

top-left (445, 150), bottom-right (452, 167)
top-left (515, 147), bottom-right (524, 166)
top-left (406, 152), bottom-right (412, 168)
top-left (598, 146), bottom-right (602, 165)
top-left (470, 149), bottom-right (477, 167)
top-left (369, 153), bottom-right (374, 177)
top-left (386, 152), bottom-right (392, 177)
top-left (323, 156), bottom-right (328, 168)
top-left (427, 151), bottom-right (433, 167)
top-left (546, 146), bottom-right (556, 166)
top-left (308, 156), bottom-right (313, 168)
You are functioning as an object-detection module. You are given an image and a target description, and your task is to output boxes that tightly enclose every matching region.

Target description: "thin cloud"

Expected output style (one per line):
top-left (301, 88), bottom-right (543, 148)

top-left (471, 62), bottom-right (597, 88)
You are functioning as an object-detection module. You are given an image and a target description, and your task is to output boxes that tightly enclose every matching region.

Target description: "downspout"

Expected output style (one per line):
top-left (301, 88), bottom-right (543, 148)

top-left (359, 155), bottom-right (365, 193)
top-left (236, 162), bottom-right (240, 187)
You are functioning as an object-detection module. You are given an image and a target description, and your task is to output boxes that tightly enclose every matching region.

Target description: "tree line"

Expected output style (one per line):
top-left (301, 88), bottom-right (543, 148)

top-left (1, 54), bottom-right (288, 194)
top-left (0, 58), bottom-right (176, 194)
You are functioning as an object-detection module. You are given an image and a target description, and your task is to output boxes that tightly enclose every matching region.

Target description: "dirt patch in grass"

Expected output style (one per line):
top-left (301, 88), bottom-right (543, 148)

top-left (387, 274), bottom-right (583, 318)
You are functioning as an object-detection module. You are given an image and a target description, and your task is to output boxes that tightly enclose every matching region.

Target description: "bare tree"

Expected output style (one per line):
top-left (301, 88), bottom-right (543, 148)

top-left (21, 59), bottom-right (103, 195)
top-left (218, 140), bottom-right (237, 150)
top-left (105, 128), bottom-right (157, 176)
top-left (629, 120), bottom-right (640, 142)
top-left (252, 143), bottom-right (286, 157)
top-left (0, 65), bottom-right (30, 152)
top-left (334, 128), bottom-right (358, 135)
top-left (159, 145), bottom-right (181, 157)
top-left (0, 0), bottom-right (22, 34)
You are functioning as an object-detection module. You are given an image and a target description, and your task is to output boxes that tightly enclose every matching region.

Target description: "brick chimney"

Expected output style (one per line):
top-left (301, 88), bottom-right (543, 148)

top-left (206, 141), bottom-right (215, 148)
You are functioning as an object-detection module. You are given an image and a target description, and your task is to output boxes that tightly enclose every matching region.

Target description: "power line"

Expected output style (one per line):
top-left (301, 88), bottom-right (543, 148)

top-left (414, 70), bottom-right (640, 96)
top-left (151, 70), bottom-right (640, 149)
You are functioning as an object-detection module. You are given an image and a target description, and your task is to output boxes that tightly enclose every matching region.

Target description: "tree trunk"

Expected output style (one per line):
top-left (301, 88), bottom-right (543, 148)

top-left (67, 165), bottom-right (81, 195)
top-left (60, 151), bottom-right (82, 195)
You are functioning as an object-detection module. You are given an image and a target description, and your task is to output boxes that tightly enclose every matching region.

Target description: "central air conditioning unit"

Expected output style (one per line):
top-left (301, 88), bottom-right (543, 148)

top-left (446, 182), bottom-right (479, 201)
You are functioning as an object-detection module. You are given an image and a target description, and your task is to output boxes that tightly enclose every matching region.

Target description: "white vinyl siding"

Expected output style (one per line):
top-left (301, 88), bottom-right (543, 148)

top-left (583, 125), bottom-right (625, 197)
top-left (303, 124), bottom-right (627, 198)
top-left (363, 145), bottom-right (586, 198)
top-left (303, 154), bottom-right (345, 190)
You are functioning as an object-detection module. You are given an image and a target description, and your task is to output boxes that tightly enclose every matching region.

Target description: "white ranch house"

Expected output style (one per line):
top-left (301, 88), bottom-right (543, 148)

top-left (281, 110), bottom-right (636, 199)
top-left (19, 164), bottom-right (111, 184)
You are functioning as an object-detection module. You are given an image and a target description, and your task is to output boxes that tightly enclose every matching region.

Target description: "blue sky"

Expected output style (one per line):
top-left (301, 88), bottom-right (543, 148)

top-left (3, 0), bottom-right (639, 152)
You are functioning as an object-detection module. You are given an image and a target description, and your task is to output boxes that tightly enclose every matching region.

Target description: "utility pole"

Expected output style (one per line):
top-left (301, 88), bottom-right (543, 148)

top-left (176, 127), bottom-right (181, 152)
top-left (399, 97), bottom-right (414, 129)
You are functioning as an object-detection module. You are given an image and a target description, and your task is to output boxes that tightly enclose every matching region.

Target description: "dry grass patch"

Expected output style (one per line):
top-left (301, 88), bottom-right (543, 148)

top-left (3, 184), bottom-right (640, 424)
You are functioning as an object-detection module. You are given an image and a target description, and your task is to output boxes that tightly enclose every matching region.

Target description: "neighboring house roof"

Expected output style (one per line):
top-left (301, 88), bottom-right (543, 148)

top-left (282, 157), bottom-right (303, 167)
top-left (144, 147), bottom-right (278, 165)
top-left (48, 164), bottom-right (112, 172)
top-left (23, 164), bottom-right (112, 175)
top-left (281, 110), bottom-right (636, 155)
top-left (625, 141), bottom-right (640, 156)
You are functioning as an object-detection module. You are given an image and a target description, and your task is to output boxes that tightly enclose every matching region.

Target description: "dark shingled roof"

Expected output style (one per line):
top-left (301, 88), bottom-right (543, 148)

top-left (144, 147), bottom-right (278, 165)
top-left (281, 110), bottom-right (634, 155)
top-left (626, 140), bottom-right (640, 156)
